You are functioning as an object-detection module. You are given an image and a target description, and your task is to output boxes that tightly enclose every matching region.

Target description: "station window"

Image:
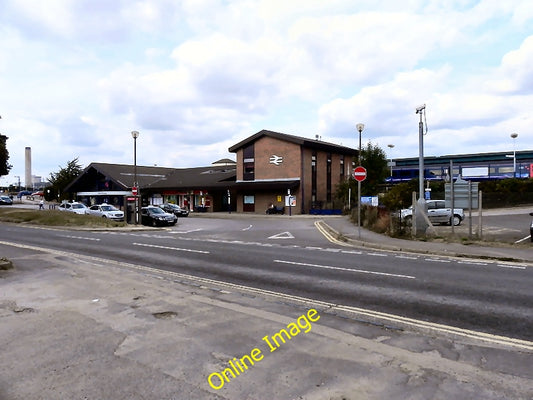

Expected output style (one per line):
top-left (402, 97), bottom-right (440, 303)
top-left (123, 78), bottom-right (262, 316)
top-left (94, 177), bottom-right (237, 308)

top-left (243, 144), bottom-right (254, 181)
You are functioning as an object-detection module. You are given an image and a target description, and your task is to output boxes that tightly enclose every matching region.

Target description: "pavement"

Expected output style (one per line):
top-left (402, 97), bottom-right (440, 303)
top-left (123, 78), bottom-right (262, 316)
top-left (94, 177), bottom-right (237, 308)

top-left (318, 215), bottom-right (533, 265)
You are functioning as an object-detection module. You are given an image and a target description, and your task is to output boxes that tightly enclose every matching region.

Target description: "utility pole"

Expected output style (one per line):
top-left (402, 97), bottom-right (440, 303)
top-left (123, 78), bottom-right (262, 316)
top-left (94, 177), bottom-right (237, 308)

top-left (415, 104), bottom-right (429, 236)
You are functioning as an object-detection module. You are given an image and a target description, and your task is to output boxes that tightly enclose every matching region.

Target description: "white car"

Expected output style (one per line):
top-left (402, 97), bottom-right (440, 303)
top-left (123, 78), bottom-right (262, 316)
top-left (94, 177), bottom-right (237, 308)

top-left (58, 202), bottom-right (88, 215)
top-left (86, 204), bottom-right (124, 221)
top-left (401, 200), bottom-right (464, 226)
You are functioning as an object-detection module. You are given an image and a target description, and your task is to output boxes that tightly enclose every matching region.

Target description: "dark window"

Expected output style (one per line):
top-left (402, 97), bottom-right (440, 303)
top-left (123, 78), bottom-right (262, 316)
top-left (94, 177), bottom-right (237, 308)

top-left (243, 144), bottom-right (255, 181)
top-left (327, 153), bottom-right (332, 202)
top-left (311, 152), bottom-right (317, 202)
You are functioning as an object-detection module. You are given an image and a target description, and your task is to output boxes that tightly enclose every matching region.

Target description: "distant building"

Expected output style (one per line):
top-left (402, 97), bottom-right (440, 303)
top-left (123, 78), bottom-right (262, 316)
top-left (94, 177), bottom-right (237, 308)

top-left (388, 150), bottom-right (533, 182)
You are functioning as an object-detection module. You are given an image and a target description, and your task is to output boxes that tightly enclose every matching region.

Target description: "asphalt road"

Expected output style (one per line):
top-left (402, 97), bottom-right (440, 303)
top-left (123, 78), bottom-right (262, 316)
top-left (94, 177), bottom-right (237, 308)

top-left (1, 216), bottom-right (531, 342)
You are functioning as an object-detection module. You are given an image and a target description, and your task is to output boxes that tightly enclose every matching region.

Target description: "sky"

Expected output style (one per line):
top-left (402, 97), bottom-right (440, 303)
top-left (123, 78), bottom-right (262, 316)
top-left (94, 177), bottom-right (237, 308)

top-left (1, 0), bottom-right (532, 187)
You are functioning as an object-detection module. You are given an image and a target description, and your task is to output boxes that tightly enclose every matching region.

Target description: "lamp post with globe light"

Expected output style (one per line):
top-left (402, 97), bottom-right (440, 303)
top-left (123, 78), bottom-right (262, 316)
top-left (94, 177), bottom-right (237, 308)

top-left (131, 130), bottom-right (140, 224)
top-left (356, 123), bottom-right (364, 239)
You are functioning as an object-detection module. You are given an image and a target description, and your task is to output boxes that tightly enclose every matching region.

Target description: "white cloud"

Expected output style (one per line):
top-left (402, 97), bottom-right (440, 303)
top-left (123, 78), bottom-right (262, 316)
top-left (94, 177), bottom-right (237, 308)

top-left (1, 0), bottom-right (532, 186)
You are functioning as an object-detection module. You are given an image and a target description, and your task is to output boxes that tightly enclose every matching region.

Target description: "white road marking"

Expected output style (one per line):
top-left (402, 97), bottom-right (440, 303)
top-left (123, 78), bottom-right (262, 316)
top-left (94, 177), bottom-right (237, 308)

top-left (341, 250), bottom-right (363, 255)
top-left (58, 235), bottom-right (100, 241)
top-left (169, 229), bottom-right (203, 234)
top-left (274, 259), bottom-right (415, 279)
top-left (132, 242), bottom-right (209, 254)
top-left (242, 225), bottom-right (253, 231)
top-left (268, 231), bottom-right (295, 239)
top-left (457, 261), bottom-right (488, 266)
top-left (514, 235), bottom-right (531, 244)
top-left (395, 255), bottom-right (418, 260)
top-left (425, 258), bottom-right (451, 263)
top-left (367, 252), bottom-right (388, 257)
top-left (497, 264), bottom-right (526, 270)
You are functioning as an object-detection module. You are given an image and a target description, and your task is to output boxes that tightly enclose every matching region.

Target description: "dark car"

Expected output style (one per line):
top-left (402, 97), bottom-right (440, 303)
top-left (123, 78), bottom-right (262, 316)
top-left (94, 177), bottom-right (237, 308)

top-left (17, 190), bottom-right (32, 198)
top-left (0, 195), bottom-right (13, 205)
top-left (141, 206), bottom-right (177, 227)
top-left (159, 203), bottom-right (189, 217)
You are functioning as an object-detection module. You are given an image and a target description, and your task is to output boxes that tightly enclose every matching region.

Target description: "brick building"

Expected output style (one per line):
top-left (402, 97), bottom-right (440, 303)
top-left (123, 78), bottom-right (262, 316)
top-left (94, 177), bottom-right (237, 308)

top-left (229, 130), bottom-right (358, 214)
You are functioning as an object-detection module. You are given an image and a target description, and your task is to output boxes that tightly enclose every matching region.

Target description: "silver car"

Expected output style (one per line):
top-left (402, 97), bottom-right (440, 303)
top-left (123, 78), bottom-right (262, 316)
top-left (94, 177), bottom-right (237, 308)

top-left (401, 200), bottom-right (464, 226)
top-left (86, 204), bottom-right (124, 221)
top-left (58, 202), bottom-right (88, 215)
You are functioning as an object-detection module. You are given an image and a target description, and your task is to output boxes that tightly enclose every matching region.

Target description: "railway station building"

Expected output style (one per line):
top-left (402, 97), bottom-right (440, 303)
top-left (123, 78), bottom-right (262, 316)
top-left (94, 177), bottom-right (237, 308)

top-left (65, 130), bottom-right (358, 214)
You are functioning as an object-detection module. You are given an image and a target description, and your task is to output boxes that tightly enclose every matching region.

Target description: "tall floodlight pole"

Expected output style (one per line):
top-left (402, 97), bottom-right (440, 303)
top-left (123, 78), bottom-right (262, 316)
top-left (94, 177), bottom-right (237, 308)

top-left (356, 123), bottom-right (364, 239)
top-left (510, 133), bottom-right (518, 178)
top-left (131, 130), bottom-right (140, 224)
top-left (416, 104), bottom-right (426, 200)
top-left (415, 104), bottom-right (428, 236)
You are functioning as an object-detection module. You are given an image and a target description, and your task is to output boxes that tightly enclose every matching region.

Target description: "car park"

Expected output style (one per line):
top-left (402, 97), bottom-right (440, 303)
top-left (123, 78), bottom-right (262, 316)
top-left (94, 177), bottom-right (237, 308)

top-left (58, 202), bottom-right (88, 214)
top-left (0, 195), bottom-right (13, 205)
top-left (141, 206), bottom-right (177, 226)
top-left (401, 200), bottom-right (464, 226)
top-left (158, 203), bottom-right (189, 217)
top-left (86, 204), bottom-right (124, 221)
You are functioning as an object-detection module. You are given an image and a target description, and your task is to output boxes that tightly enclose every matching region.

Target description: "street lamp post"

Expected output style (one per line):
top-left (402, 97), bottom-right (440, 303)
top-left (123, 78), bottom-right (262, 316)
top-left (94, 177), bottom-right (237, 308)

top-left (356, 123), bottom-right (364, 239)
top-left (387, 144), bottom-right (395, 178)
top-left (510, 133), bottom-right (518, 178)
top-left (131, 130), bottom-right (140, 224)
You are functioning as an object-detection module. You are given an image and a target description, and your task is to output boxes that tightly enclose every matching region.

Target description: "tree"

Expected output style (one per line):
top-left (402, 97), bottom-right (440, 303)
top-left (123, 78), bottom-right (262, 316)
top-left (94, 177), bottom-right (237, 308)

top-left (0, 134), bottom-right (13, 177)
top-left (335, 142), bottom-right (388, 205)
top-left (47, 158), bottom-right (83, 201)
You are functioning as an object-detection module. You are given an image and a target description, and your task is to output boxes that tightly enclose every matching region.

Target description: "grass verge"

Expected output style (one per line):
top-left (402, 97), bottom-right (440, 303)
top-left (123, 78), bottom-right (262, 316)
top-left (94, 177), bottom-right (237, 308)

top-left (0, 208), bottom-right (128, 228)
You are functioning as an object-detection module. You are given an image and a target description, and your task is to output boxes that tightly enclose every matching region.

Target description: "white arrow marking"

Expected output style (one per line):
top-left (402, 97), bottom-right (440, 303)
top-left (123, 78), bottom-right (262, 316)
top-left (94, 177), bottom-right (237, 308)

top-left (268, 231), bottom-right (295, 239)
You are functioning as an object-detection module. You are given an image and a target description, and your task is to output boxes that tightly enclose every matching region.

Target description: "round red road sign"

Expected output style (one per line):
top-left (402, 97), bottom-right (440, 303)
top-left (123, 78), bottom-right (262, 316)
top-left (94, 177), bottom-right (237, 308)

top-left (132, 186), bottom-right (138, 196)
top-left (352, 166), bottom-right (367, 182)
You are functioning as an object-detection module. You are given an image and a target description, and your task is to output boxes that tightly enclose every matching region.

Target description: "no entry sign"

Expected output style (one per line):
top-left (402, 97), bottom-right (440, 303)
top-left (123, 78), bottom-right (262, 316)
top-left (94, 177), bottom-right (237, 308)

top-left (132, 186), bottom-right (138, 195)
top-left (352, 166), bottom-right (367, 182)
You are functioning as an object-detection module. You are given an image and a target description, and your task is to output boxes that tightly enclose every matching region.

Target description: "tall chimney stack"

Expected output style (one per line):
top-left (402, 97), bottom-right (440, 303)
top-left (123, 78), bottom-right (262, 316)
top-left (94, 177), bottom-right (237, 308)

top-left (25, 147), bottom-right (32, 190)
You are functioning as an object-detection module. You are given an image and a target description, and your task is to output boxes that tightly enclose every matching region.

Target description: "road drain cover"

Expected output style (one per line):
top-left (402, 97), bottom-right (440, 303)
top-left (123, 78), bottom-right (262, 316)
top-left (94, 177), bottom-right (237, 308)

top-left (152, 311), bottom-right (177, 319)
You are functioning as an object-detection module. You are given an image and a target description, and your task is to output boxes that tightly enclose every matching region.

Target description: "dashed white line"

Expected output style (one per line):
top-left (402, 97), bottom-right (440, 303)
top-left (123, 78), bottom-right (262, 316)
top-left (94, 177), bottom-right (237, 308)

top-left (273, 259), bottom-right (415, 279)
top-left (132, 242), bottom-right (209, 254)
top-left (367, 252), bottom-right (388, 257)
top-left (395, 255), bottom-right (418, 260)
top-left (341, 250), bottom-right (363, 255)
top-left (58, 235), bottom-right (100, 241)
top-left (425, 258), bottom-right (451, 263)
top-left (497, 264), bottom-right (526, 270)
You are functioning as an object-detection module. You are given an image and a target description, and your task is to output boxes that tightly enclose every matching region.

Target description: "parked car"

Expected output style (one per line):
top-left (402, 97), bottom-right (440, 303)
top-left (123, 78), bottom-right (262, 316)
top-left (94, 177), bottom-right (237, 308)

top-left (158, 203), bottom-right (189, 217)
top-left (0, 195), bottom-right (13, 205)
top-left (141, 206), bottom-right (177, 226)
top-left (401, 200), bottom-right (464, 226)
top-left (86, 204), bottom-right (124, 221)
top-left (58, 202), bottom-right (88, 214)
top-left (17, 190), bottom-right (32, 198)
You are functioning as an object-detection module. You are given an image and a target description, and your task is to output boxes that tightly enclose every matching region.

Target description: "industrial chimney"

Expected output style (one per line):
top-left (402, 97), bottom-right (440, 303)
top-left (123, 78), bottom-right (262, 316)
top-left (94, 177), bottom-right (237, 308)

top-left (25, 147), bottom-right (31, 190)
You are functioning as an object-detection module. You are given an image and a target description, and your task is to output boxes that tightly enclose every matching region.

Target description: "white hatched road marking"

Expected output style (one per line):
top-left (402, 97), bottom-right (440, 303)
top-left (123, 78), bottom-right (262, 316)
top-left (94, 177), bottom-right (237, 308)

top-left (274, 259), bottom-right (415, 279)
